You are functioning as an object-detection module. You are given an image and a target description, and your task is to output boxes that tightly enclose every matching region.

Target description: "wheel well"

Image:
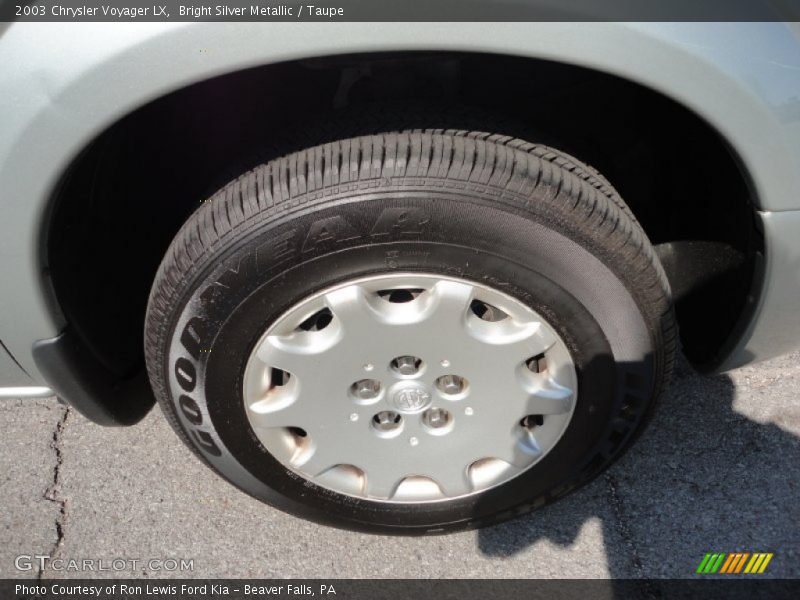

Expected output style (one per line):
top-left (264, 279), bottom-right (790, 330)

top-left (46, 51), bottom-right (760, 385)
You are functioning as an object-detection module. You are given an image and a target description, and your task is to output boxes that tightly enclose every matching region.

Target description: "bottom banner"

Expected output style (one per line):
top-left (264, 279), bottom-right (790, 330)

top-left (4, 579), bottom-right (800, 600)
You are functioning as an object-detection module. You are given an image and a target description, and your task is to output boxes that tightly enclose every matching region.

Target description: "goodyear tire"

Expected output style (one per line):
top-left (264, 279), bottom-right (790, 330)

top-left (145, 129), bottom-right (675, 534)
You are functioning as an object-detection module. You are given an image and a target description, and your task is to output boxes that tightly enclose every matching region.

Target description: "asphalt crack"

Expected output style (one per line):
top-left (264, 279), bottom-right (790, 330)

top-left (604, 471), bottom-right (647, 577)
top-left (38, 406), bottom-right (70, 580)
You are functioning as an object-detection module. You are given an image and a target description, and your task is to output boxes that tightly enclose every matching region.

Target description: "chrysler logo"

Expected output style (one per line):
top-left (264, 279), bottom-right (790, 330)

top-left (391, 385), bottom-right (432, 413)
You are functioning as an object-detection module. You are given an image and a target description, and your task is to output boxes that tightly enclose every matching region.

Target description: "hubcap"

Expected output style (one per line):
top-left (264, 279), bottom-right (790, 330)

top-left (243, 273), bottom-right (577, 503)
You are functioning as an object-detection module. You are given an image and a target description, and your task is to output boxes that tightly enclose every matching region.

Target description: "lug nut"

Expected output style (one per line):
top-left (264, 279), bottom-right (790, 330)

top-left (372, 411), bottom-right (403, 433)
top-left (351, 379), bottom-right (381, 400)
top-left (422, 408), bottom-right (452, 432)
top-left (435, 374), bottom-right (467, 396)
top-left (391, 355), bottom-right (422, 376)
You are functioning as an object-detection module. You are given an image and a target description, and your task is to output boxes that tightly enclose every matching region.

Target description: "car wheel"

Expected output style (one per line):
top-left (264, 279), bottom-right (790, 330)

top-left (145, 129), bottom-right (675, 533)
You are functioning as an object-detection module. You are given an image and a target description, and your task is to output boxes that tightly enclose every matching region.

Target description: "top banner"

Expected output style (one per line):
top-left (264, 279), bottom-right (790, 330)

top-left (2, 0), bottom-right (800, 22)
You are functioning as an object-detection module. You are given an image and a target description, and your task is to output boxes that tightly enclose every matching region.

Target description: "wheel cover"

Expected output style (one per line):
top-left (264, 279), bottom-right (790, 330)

top-left (242, 273), bottom-right (578, 503)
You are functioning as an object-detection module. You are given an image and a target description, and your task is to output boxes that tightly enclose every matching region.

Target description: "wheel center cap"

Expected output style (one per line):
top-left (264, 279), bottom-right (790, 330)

top-left (390, 382), bottom-right (432, 414)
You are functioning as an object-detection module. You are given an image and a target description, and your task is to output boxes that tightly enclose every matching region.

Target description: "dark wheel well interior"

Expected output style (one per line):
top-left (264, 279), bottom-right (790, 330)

top-left (46, 51), bottom-right (761, 390)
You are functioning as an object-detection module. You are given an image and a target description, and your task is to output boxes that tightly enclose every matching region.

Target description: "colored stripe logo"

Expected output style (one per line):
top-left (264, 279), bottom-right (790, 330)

top-left (696, 552), bottom-right (773, 574)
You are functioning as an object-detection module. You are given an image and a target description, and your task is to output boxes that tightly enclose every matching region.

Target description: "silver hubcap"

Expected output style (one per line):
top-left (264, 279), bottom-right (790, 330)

top-left (243, 273), bottom-right (577, 503)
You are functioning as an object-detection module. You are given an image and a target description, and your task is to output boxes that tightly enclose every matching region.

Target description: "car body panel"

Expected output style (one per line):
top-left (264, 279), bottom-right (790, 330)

top-left (1, 21), bottom-right (799, 385)
top-left (0, 340), bottom-right (34, 387)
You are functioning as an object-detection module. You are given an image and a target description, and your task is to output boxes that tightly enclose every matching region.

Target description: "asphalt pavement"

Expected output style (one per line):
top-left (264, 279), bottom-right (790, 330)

top-left (1, 353), bottom-right (798, 579)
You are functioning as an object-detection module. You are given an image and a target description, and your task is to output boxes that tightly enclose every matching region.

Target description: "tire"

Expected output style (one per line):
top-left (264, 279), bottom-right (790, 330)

top-left (145, 129), bottom-right (675, 534)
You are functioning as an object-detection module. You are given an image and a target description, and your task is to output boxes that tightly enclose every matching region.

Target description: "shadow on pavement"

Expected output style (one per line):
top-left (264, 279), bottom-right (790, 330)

top-left (476, 357), bottom-right (800, 579)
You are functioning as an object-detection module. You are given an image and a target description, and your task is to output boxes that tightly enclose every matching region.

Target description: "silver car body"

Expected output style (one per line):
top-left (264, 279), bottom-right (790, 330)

top-left (1, 21), bottom-right (799, 393)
